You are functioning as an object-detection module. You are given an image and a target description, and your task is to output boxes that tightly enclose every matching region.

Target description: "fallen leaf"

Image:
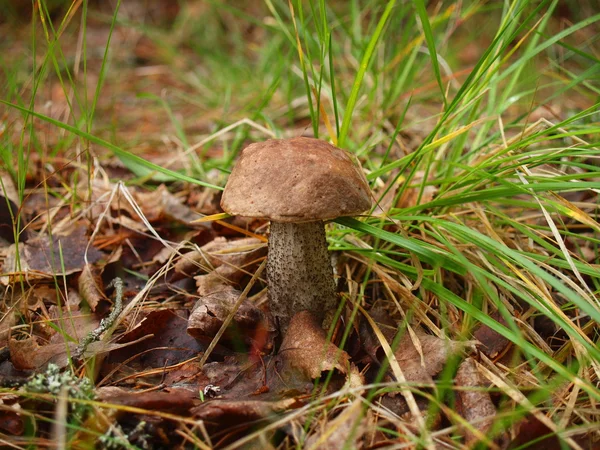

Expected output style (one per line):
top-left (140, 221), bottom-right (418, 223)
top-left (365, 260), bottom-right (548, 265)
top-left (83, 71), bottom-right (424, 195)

top-left (278, 311), bottom-right (350, 381)
top-left (192, 397), bottom-right (297, 429)
top-left (0, 309), bottom-right (16, 346)
top-left (454, 357), bottom-right (496, 445)
top-left (187, 287), bottom-right (273, 348)
top-left (10, 304), bottom-right (100, 371)
top-left (97, 386), bottom-right (197, 415)
top-left (105, 309), bottom-right (205, 374)
top-left (473, 312), bottom-right (511, 359)
top-left (78, 264), bottom-right (106, 312)
top-left (0, 394), bottom-right (23, 436)
top-left (357, 304), bottom-right (397, 364)
top-left (48, 304), bottom-right (100, 345)
top-left (392, 328), bottom-right (467, 383)
top-left (175, 237), bottom-right (266, 278)
top-left (305, 400), bottom-right (365, 450)
top-left (1, 227), bottom-right (103, 283)
top-left (9, 336), bottom-right (73, 371)
top-left (132, 184), bottom-right (209, 227)
top-left (508, 416), bottom-right (562, 450)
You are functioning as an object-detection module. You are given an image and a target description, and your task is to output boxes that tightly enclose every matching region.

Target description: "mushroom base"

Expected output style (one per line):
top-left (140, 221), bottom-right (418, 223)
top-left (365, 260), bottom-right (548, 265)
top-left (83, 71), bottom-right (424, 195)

top-left (267, 221), bottom-right (336, 329)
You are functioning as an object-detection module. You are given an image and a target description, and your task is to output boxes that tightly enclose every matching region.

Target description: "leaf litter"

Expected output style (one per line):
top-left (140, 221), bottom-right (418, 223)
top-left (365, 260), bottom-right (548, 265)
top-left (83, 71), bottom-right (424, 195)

top-left (1, 3), bottom-right (598, 449)
top-left (0, 169), bottom-right (534, 448)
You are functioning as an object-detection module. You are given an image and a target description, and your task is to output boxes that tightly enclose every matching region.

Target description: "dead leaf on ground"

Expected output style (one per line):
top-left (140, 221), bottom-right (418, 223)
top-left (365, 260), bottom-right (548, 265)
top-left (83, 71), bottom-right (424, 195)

top-left (395, 171), bottom-right (438, 210)
top-left (104, 309), bottom-right (205, 380)
top-left (97, 386), bottom-right (197, 415)
top-left (193, 239), bottom-right (267, 295)
top-left (187, 286), bottom-right (273, 349)
top-left (10, 304), bottom-right (99, 371)
top-left (508, 416), bottom-right (562, 450)
top-left (392, 328), bottom-right (467, 383)
top-left (192, 397), bottom-right (297, 430)
top-left (357, 303), bottom-right (398, 364)
top-left (131, 184), bottom-right (210, 227)
top-left (9, 336), bottom-right (73, 371)
top-left (454, 357), bottom-right (496, 445)
top-left (1, 227), bottom-right (103, 284)
top-left (0, 309), bottom-right (16, 347)
top-left (175, 236), bottom-right (266, 278)
top-left (47, 304), bottom-right (100, 344)
top-left (78, 264), bottom-right (106, 312)
top-left (305, 400), bottom-right (366, 450)
top-left (473, 312), bottom-right (511, 359)
top-left (278, 311), bottom-right (350, 382)
top-left (0, 394), bottom-right (23, 436)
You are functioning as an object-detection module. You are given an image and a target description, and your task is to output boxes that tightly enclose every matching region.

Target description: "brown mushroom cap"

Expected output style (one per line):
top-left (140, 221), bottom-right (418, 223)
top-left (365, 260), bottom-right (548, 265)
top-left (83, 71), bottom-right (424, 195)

top-left (221, 137), bottom-right (371, 222)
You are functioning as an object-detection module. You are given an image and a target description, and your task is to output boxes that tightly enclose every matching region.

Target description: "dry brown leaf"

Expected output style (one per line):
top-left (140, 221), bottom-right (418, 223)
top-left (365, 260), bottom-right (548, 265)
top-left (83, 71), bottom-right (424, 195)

top-left (176, 236), bottom-right (266, 278)
top-left (473, 312), bottom-right (511, 359)
top-left (195, 272), bottom-right (231, 296)
top-left (10, 304), bottom-right (99, 371)
top-left (279, 311), bottom-right (350, 380)
top-left (9, 336), bottom-right (73, 370)
top-left (192, 397), bottom-right (297, 427)
top-left (48, 305), bottom-right (100, 345)
top-left (454, 357), bottom-right (496, 445)
top-left (107, 309), bottom-right (204, 371)
top-left (192, 238), bottom-right (267, 296)
top-left (132, 184), bottom-right (208, 226)
top-left (1, 227), bottom-right (103, 283)
top-left (393, 329), bottom-right (467, 383)
top-left (0, 309), bottom-right (16, 347)
top-left (305, 400), bottom-right (366, 450)
top-left (0, 394), bottom-right (23, 436)
top-left (395, 171), bottom-right (438, 210)
top-left (187, 287), bottom-right (272, 347)
top-left (78, 264), bottom-right (105, 312)
top-left (96, 386), bottom-right (197, 415)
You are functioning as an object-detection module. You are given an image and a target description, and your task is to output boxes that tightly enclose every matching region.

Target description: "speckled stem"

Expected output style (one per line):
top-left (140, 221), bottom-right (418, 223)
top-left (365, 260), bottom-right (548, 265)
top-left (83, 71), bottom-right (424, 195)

top-left (267, 221), bottom-right (336, 330)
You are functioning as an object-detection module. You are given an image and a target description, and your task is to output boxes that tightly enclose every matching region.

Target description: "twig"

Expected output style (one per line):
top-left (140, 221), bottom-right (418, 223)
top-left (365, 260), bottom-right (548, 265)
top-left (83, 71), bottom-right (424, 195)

top-left (74, 278), bottom-right (124, 360)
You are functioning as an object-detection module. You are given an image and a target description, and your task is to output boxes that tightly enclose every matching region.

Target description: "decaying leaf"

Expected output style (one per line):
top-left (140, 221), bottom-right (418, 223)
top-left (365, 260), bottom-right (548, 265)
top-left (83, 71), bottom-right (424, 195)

top-left (9, 336), bottom-right (73, 371)
top-left (187, 287), bottom-right (272, 348)
top-left (175, 237), bottom-right (266, 278)
top-left (78, 264), bottom-right (106, 312)
top-left (305, 400), bottom-right (366, 450)
top-left (0, 394), bottom-right (23, 436)
top-left (358, 303), bottom-right (397, 363)
top-left (131, 184), bottom-right (207, 226)
top-left (454, 357), bottom-right (496, 445)
top-left (97, 386), bottom-right (197, 415)
top-left (0, 309), bottom-right (16, 346)
top-left (279, 311), bottom-right (350, 381)
top-left (181, 237), bottom-right (266, 295)
top-left (192, 397), bottom-right (297, 429)
top-left (473, 312), bottom-right (511, 359)
top-left (395, 171), bottom-right (438, 210)
top-left (392, 329), bottom-right (466, 383)
top-left (9, 304), bottom-right (100, 371)
top-left (1, 227), bottom-right (103, 283)
top-left (106, 309), bottom-right (205, 372)
top-left (508, 415), bottom-right (562, 449)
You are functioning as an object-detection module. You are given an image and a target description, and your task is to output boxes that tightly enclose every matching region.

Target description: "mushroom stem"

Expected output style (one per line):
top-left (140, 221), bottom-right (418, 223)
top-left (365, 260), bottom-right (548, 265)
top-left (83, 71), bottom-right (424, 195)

top-left (267, 221), bottom-right (336, 329)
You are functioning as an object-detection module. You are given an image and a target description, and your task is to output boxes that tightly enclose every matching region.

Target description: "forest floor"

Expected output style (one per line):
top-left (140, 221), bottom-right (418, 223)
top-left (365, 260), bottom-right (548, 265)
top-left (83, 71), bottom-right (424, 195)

top-left (0, 1), bottom-right (599, 449)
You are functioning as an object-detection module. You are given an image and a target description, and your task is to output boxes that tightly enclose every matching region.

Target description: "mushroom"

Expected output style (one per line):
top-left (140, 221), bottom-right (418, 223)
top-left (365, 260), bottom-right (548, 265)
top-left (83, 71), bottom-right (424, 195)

top-left (220, 137), bottom-right (371, 329)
